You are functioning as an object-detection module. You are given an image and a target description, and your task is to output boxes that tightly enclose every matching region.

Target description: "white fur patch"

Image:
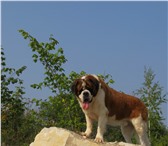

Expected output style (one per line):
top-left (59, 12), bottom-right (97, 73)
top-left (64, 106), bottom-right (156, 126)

top-left (91, 74), bottom-right (99, 81)
top-left (81, 76), bottom-right (86, 80)
top-left (82, 81), bottom-right (86, 88)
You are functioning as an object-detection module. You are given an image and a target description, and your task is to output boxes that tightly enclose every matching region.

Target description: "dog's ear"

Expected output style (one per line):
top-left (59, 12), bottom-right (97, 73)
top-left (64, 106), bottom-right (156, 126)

top-left (71, 79), bottom-right (80, 95)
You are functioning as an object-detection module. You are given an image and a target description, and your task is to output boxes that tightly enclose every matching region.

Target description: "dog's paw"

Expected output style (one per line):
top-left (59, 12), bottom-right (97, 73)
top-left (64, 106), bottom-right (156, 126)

top-left (94, 137), bottom-right (104, 143)
top-left (81, 132), bottom-right (90, 138)
top-left (81, 130), bottom-right (92, 137)
top-left (81, 132), bottom-right (87, 136)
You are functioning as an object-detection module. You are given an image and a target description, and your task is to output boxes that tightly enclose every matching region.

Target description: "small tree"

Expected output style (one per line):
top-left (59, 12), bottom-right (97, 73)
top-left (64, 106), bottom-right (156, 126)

top-left (1, 48), bottom-right (27, 145)
top-left (19, 30), bottom-right (86, 131)
top-left (134, 67), bottom-right (168, 145)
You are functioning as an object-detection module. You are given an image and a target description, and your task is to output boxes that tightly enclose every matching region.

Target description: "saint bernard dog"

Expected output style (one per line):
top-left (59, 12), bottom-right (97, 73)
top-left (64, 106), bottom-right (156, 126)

top-left (71, 74), bottom-right (150, 146)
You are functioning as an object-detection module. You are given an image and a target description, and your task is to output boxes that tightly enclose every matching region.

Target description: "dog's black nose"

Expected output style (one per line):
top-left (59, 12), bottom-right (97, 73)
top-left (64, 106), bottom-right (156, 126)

top-left (83, 91), bottom-right (89, 97)
top-left (84, 97), bottom-right (90, 103)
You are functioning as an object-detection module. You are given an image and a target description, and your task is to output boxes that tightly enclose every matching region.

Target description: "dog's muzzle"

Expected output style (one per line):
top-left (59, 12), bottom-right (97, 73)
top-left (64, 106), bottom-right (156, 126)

top-left (82, 91), bottom-right (92, 110)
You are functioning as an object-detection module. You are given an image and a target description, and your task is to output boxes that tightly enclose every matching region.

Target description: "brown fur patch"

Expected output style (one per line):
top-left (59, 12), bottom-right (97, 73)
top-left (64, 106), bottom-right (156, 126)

top-left (99, 78), bottom-right (148, 121)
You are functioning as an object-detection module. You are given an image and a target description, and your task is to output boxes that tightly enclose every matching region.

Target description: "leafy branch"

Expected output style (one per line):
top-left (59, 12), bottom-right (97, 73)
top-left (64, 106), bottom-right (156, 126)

top-left (19, 29), bottom-right (67, 94)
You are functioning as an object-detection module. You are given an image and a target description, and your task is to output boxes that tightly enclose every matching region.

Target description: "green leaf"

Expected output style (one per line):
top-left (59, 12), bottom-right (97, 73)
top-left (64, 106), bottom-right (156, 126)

top-left (30, 84), bottom-right (38, 89)
top-left (1, 62), bottom-right (6, 66)
top-left (16, 66), bottom-right (27, 76)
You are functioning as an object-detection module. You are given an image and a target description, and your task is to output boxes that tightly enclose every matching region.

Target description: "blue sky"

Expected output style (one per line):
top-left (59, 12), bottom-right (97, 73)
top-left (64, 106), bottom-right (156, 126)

top-left (2, 2), bottom-right (167, 125)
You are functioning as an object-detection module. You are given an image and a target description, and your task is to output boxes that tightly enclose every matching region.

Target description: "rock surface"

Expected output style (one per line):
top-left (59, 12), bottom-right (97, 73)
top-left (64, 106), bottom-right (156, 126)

top-left (30, 127), bottom-right (141, 146)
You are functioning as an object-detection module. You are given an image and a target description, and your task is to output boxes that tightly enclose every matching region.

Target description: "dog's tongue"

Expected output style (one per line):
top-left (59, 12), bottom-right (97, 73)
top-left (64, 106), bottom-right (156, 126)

top-left (82, 103), bottom-right (89, 110)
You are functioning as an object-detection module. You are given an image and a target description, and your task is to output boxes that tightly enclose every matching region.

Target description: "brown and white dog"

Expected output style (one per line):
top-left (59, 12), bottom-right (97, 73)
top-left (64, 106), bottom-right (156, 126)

top-left (71, 74), bottom-right (150, 146)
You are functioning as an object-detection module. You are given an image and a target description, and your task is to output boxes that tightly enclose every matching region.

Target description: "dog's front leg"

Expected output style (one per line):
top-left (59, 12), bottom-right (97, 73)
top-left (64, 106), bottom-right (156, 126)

top-left (82, 114), bottom-right (93, 138)
top-left (95, 114), bottom-right (107, 143)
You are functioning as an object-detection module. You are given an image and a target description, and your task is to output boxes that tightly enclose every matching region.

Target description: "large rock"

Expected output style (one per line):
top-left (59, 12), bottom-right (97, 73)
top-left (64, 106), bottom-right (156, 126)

top-left (30, 127), bottom-right (141, 146)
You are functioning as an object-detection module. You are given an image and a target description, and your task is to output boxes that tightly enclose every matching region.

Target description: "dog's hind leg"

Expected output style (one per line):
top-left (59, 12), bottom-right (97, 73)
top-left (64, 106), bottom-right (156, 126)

top-left (121, 122), bottom-right (134, 143)
top-left (131, 116), bottom-right (150, 146)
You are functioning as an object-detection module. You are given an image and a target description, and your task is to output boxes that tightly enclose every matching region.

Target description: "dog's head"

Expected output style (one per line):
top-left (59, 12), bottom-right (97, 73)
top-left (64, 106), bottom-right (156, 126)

top-left (71, 75), bottom-right (100, 110)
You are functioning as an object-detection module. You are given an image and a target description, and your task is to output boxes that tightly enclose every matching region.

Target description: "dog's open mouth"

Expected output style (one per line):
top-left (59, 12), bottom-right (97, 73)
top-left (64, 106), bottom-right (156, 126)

top-left (82, 98), bottom-right (92, 110)
top-left (82, 102), bottom-right (89, 110)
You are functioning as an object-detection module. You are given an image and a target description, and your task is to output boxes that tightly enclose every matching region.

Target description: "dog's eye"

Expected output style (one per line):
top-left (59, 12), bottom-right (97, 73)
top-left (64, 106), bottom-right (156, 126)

top-left (86, 87), bottom-right (93, 93)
